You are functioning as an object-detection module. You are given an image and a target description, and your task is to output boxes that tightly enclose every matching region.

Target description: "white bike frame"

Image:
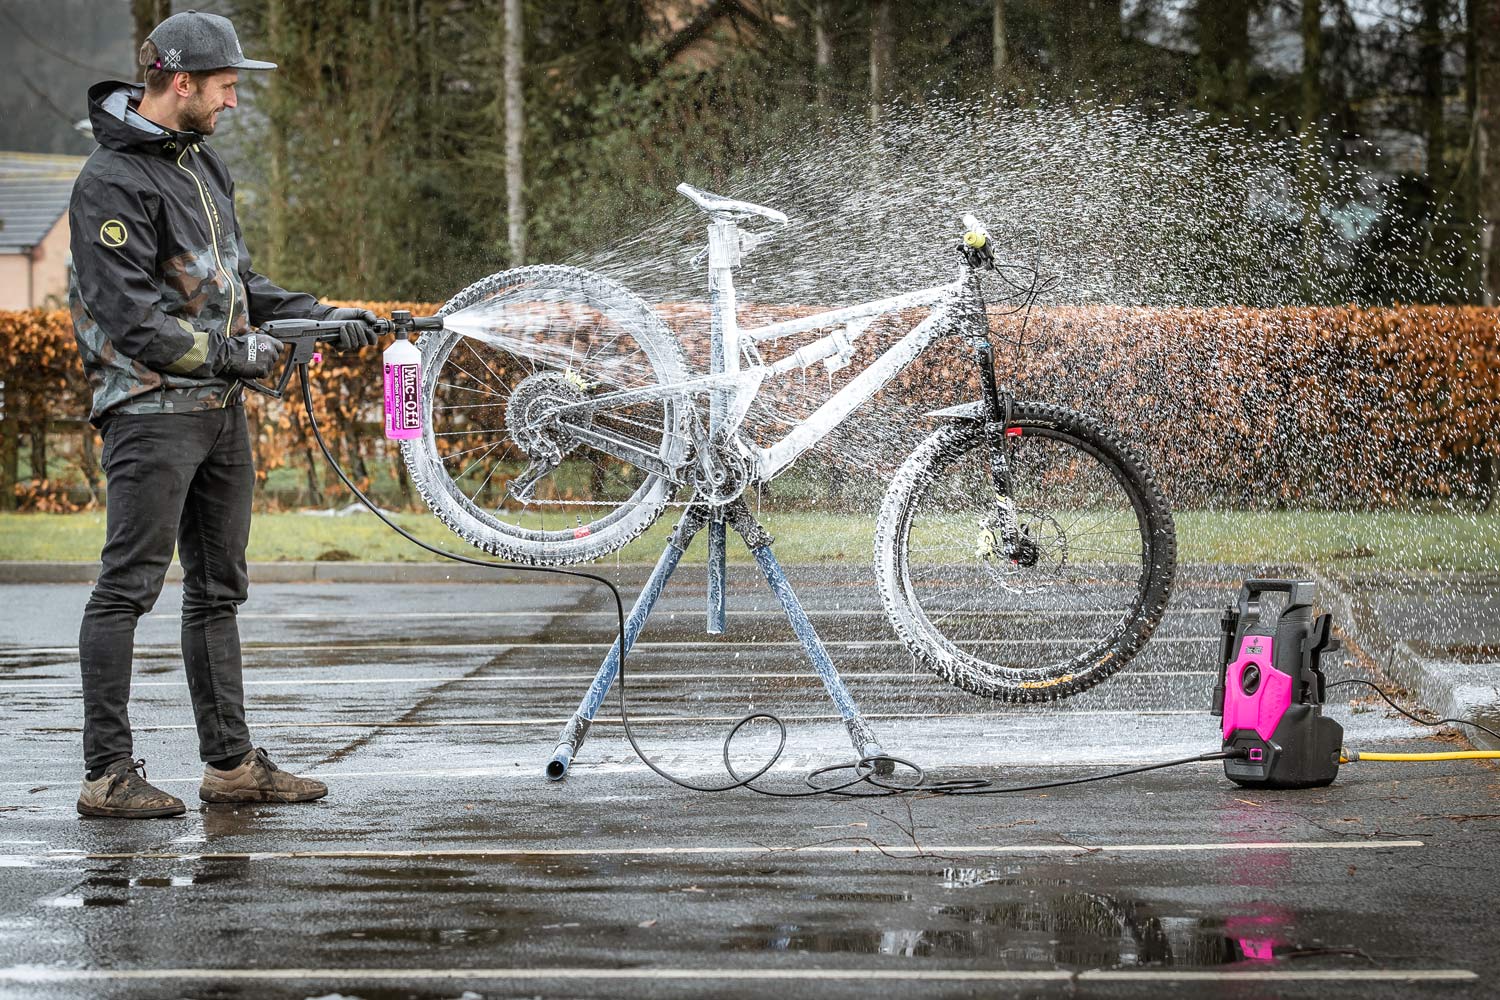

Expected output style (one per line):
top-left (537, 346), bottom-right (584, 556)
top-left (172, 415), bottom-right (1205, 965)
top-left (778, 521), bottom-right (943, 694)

top-left (541, 188), bottom-right (985, 490)
top-left (694, 208), bottom-right (974, 484)
top-left (737, 279), bottom-right (966, 481)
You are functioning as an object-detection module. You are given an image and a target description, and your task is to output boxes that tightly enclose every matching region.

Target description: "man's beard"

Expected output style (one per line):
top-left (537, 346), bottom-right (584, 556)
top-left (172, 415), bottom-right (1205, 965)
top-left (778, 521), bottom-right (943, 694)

top-left (182, 95), bottom-right (218, 135)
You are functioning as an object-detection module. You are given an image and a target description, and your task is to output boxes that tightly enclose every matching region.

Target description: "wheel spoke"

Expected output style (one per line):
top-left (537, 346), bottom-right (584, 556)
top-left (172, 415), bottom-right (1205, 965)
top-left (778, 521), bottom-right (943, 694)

top-left (411, 271), bottom-right (688, 560)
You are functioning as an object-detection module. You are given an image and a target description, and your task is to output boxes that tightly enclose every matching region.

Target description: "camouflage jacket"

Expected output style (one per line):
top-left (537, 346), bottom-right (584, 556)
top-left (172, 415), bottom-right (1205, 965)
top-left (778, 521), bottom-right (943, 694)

top-left (69, 81), bottom-right (334, 426)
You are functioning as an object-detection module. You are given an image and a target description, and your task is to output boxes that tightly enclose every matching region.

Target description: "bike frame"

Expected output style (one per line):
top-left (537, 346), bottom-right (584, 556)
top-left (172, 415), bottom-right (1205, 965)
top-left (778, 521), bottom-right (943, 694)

top-left (553, 216), bottom-right (991, 488)
top-left (738, 278), bottom-right (971, 481)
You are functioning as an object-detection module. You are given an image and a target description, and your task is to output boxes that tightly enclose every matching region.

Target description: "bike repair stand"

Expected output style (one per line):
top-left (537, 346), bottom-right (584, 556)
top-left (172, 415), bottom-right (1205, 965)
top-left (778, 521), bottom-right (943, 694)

top-left (545, 209), bottom-right (887, 780)
top-left (544, 497), bottom-right (890, 780)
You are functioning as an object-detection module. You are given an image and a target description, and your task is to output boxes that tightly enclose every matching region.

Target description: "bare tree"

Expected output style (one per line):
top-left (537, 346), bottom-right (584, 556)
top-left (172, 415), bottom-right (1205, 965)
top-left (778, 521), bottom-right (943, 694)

top-left (504, 0), bottom-right (526, 265)
top-left (264, 0), bottom-right (288, 279)
top-left (1298, 0), bottom-right (1325, 296)
top-left (1194, 0), bottom-right (1250, 119)
top-left (1420, 0), bottom-right (1446, 193)
top-left (993, 0), bottom-right (1008, 84)
top-left (131, 0), bottom-right (171, 66)
top-left (814, 0), bottom-right (831, 108)
top-left (1477, 0), bottom-right (1500, 302)
top-left (869, 0), bottom-right (890, 129)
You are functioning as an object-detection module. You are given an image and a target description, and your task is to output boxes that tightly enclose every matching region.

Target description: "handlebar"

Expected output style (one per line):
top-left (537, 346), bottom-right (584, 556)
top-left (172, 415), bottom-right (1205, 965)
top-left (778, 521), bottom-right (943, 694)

top-left (960, 212), bottom-right (995, 270)
top-left (231, 309), bottom-right (443, 401)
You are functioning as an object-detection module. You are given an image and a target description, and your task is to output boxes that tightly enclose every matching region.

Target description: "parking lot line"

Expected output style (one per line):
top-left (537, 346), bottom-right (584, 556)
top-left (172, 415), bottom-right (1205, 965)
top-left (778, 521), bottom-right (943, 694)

top-left (135, 607), bottom-right (1226, 621)
top-left (43, 840), bottom-right (1424, 861)
top-left (0, 755), bottom-right (1234, 789)
top-left (3, 636), bottom-right (1218, 656)
top-left (25, 708), bottom-right (1208, 734)
top-left (1, 670), bottom-right (1215, 690)
top-left (0, 965), bottom-right (1471, 985)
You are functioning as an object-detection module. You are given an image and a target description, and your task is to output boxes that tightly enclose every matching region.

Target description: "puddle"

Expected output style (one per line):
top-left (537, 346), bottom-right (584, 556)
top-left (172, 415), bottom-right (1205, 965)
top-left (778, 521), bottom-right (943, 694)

top-left (39, 866), bottom-right (238, 908)
top-left (725, 874), bottom-right (1329, 968)
top-left (43, 896), bottom-right (128, 908)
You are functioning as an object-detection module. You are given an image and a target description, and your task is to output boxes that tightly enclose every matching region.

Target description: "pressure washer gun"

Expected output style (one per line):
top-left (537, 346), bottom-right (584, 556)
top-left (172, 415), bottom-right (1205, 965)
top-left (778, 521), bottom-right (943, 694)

top-left (231, 310), bottom-right (443, 403)
top-left (1212, 579), bottom-right (1344, 789)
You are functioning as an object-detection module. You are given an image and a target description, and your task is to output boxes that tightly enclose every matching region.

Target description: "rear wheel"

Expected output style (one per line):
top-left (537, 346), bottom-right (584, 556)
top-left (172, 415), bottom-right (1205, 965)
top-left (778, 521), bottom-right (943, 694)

top-left (402, 266), bottom-right (690, 565)
top-left (875, 402), bottom-right (1176, 701)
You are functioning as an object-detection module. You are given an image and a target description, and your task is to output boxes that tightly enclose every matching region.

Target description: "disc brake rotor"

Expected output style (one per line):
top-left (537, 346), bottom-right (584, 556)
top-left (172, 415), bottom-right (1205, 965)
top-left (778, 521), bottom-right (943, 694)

top-left (976, 508), bottom-right (1068, 584)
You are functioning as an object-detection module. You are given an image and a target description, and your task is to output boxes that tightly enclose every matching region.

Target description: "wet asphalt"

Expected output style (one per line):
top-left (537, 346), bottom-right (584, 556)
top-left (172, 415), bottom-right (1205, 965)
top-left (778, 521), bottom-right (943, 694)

top-left (1, 562), bottom-right (1498, 999)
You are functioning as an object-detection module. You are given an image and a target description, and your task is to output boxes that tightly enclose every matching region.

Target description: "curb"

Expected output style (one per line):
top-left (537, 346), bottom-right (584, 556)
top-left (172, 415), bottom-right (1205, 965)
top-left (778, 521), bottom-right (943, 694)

top-left (1314, 569), bottom-right (1500, 752)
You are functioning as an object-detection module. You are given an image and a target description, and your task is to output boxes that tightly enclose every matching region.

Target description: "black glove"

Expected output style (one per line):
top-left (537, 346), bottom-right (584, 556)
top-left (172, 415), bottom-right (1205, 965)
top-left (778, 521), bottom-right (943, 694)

top-left (325, 307), bottom-right (379, 351)
top-left (219, 333), bottom-right (284, 380)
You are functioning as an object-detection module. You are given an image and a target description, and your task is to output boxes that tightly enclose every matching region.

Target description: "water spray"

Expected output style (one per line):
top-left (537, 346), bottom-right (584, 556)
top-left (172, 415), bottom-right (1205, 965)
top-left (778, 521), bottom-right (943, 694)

top-left (242, 329), bottom-right (1499, 799)
top-left (235, 155), bottom-right (1495, 797)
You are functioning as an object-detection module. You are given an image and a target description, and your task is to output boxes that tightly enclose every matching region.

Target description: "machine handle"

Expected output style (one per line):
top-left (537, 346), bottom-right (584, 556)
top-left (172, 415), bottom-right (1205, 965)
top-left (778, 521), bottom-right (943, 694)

top-left (1236, 578), bottom-right (1318, 624)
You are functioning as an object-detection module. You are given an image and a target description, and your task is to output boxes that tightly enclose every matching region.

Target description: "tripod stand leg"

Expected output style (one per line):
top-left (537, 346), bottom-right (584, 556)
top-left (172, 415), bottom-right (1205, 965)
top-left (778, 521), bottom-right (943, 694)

top-left (545, 506), bottom-right (709, 781)
top-left (707, 515), bottom-right (727, 635)
top-left (728, 503), bottom-right (888, 763)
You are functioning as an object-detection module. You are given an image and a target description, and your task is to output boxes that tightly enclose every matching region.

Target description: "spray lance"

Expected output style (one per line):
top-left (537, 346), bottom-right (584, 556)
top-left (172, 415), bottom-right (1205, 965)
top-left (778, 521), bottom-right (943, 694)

top-left (232, 309), bottom-right (442, 440)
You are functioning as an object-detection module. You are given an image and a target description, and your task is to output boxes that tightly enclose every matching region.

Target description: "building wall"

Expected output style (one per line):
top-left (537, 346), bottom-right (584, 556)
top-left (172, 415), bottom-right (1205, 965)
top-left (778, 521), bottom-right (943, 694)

top-left (0, 254), bottom-right (29, 309)
top-left (0, 214), bottom-right (71, 310)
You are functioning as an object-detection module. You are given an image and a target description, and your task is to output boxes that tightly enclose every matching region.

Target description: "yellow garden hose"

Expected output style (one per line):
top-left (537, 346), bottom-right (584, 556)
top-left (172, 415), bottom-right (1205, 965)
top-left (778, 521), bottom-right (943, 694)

top-left (1342, 750), bottom-right (1500, 763)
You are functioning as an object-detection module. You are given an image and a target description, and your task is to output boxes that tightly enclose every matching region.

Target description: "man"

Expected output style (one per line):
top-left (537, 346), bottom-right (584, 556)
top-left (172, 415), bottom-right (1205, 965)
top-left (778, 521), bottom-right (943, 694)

top-left (69, 11), bottom-right (377, 818)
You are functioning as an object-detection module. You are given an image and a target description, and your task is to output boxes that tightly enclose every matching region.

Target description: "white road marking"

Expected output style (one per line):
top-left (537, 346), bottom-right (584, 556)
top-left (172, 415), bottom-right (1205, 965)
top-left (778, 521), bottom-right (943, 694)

top-left (0, 965), bottom-right (1471, 986)
top-left (1, 670), bottom-right (1215, 691)
top-left (136, 607), bottom-right (1226, 621)
top-left (0, 636), bottom-right (1220, 657)
top-left (30, 839), bottom-right (1424, 862)
top-left (0, 755), bottom-right (1230, 790)
top-left (23, 708), bottom-right (1211, 734)
top-left (1080, 970), bottom-right (1476, 982)
top-left (135, 605), bottom-right (1224, 620)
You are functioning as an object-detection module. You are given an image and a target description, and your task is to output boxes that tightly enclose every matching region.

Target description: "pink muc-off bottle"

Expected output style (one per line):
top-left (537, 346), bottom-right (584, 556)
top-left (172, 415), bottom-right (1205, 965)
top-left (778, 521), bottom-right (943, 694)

top-left (383, 338), bottom-right (423, 440)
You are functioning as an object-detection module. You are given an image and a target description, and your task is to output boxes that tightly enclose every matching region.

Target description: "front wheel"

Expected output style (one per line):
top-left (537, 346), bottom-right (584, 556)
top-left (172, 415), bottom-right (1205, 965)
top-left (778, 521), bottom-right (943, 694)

top-left (875, 402), bottom-right (1176, 701)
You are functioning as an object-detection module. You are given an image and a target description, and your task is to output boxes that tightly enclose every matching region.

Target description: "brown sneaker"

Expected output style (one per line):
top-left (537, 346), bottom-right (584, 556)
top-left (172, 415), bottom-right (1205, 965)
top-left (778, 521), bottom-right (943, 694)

top-left (77, 758), bottom-right (186, 819)
top-left (199, 748), bottom-right (328, 804)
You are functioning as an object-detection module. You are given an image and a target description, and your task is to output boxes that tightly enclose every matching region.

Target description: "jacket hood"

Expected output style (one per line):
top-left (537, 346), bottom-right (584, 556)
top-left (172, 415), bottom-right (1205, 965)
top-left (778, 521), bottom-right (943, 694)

top-left (86, 80), bottom-right (203, 155)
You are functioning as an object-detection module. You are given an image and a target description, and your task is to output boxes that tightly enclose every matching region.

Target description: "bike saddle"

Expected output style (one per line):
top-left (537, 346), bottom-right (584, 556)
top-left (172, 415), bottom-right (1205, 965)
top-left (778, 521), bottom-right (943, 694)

top-left (676, 182), bottom-right (789, 224)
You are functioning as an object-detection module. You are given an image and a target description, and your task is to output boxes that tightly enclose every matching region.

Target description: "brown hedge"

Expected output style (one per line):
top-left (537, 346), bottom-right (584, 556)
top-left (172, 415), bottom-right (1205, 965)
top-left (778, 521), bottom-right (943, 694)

top-left (2, 302), bottom-right (1496, 511)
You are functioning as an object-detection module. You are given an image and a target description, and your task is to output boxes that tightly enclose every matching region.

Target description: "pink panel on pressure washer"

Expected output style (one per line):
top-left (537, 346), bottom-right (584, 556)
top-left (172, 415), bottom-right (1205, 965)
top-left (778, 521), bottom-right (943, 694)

top-left (1221, 635), bottom-right (1293, 742)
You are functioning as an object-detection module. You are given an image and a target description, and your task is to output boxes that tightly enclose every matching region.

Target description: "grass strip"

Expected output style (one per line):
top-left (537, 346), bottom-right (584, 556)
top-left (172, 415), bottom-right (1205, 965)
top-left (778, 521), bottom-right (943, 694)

top-left (2, 509), bottom-right (1497, 571)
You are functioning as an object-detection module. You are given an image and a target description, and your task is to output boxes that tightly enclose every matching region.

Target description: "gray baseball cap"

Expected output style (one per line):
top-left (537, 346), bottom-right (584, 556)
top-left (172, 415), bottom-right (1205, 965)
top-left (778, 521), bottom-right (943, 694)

top-left (146, 10), bottom-right (276, 73)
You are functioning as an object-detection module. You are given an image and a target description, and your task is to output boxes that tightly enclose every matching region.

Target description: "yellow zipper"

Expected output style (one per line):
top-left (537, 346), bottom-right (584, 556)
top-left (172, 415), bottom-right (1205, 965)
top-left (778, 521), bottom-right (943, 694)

top-left (175, 145), bottom-right (238, 404)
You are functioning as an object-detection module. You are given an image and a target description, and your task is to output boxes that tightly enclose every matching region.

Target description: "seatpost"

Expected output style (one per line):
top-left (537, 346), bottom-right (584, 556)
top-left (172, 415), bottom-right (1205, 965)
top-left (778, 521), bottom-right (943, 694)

top-left (704, 217), bottom-right (741, 634)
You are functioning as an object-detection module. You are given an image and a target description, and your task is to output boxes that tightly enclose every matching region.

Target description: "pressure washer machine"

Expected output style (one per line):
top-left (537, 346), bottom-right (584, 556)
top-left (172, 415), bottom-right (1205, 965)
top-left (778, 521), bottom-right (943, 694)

top-left (1212, 579), bottom-right (1344, 789)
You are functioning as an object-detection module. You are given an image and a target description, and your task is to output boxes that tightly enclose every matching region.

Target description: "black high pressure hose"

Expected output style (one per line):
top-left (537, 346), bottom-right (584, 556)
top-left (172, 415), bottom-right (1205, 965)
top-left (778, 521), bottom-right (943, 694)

top-left (292, 361), bottom-right (1243, 798)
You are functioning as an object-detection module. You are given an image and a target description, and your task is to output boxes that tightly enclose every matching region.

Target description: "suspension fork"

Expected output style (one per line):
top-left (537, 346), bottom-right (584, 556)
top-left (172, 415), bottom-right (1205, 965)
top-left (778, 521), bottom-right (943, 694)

top-left (959, 270), bottom-right (1034, 564)
top-left (958, 270), bottom-right (1016, 499)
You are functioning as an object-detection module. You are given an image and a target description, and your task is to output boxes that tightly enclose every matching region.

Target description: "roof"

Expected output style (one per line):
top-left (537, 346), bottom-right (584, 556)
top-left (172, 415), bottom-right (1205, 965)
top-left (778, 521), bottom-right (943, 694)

top-left (0, 152), bottom-right (88, 253)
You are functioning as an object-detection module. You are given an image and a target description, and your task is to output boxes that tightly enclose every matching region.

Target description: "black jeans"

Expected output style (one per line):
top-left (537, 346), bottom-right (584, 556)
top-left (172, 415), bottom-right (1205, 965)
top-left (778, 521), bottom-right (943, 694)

top-left (79, 407), bottom-right (256, 772)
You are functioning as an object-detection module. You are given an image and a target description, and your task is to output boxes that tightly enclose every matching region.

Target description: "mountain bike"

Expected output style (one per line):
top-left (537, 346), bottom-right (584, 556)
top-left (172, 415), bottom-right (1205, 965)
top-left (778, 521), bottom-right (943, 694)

top-left (401, 183), bottom-right (1176, 701)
